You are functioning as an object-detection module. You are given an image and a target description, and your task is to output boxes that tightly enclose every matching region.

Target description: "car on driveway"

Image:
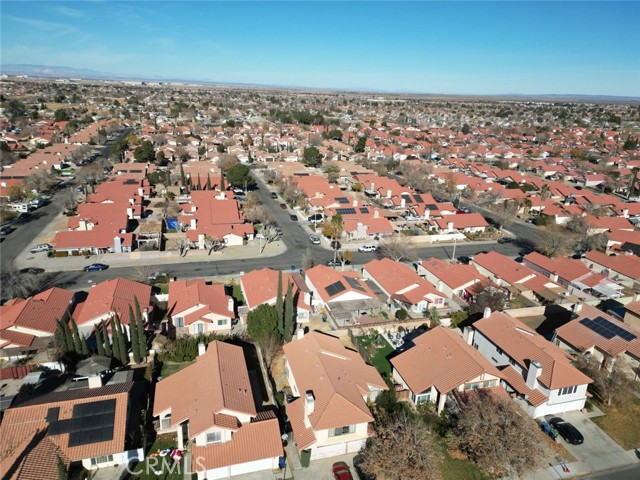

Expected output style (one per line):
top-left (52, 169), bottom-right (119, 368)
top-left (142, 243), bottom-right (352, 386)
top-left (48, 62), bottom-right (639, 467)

top-left (309, 234), bottom-right (321, 245)
top-left (307, 213), bottom-right (324, 224)
top-left (290, 214), bottom-right (298, 221)
top-left (280, 203), bottom-right (288, 209)
top-left (83, 263), bottom-right (109, 272)
top-left (550, 417), bottom-right (584, 445)
top-left (332, 462), bottom-right (353, 480)
top-left (270, 192), bottom-right (278, 199)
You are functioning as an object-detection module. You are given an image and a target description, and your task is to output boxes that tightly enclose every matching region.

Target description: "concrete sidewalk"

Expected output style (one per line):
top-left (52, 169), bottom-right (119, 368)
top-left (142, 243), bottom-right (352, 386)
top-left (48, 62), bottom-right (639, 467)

top-left (15, 238), bottom-right (288, 272)
top-left (523, 448), bottom-right (640, 479)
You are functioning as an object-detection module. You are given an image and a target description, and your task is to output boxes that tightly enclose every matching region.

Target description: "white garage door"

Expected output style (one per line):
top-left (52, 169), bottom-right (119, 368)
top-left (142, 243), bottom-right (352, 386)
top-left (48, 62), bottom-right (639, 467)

top-left (311, 443), bottom-right (347, 460)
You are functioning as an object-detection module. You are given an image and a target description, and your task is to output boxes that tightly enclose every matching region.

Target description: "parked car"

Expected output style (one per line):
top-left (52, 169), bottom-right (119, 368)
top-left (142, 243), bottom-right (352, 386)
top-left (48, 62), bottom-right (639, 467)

top-left (457, 255), bottom-right (471, 264)
top-left (332, 462), bottom-right (354, 480)
top-left (497, 237), bottom-right (513, 244)
top-left (279, 203), bottom-right (288, 209)
top-left (15, 213), bottom-right (31, 223)
top-left (83, 263), bottom-right (109, 272)
top-left (232, 188), bottom-right (245, 195)
top-left (549, 417), bottom-right (584, 445)
top-left (290, 214), bottom-right (298, 221)
top-left (0, 226), bottom-right (12, 236)
top-left (307, 213), bottom-right (324, 223)
top-left (326, 260), bottom-right (339, 267)
top-left (148, 271), bottom-right (169, 282)
top-left (358, 244), bottom-right (378, 252)
top-left (19, 267), bottom-right (45, 275)
top-left (270, 192), bottom-right (278, 199)
top-left (309, 234), bottom-right (321, 245)
top-left (30, 244), bottom-right (52, 253)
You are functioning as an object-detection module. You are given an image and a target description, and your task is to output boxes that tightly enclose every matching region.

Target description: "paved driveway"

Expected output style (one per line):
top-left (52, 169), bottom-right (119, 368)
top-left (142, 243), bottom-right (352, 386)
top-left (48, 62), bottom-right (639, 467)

top-left (547, 411), bottom-right (628, 474)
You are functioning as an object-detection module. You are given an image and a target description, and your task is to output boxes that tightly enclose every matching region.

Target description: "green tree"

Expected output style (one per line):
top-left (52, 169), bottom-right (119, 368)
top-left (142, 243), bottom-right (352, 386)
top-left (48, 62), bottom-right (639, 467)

top-left (284, 282), bottom-right (294, 342)
top-left (55, 319), bottom-right (70, 354)
top-left (111, 318), bottom-right (122, 364)
top-left (54, 108), bottom-right (70, 122)
top-left (134, 297), bottom-right (147, 361)
top-left (57, 453), bottom-right (68, 480)
top-left (247, 303), bottom-right (279, 342)
top-left (354, 136), bottom-right (367, 153)
top-left (95, 325), bottom-right (106, 356)
top-left (276, 271), bottom-right (284, 338)
top-left (134, 140), bottom-right (155, 163)
top-left (114, 315), bottom-right (129, 366)
top-left (61, 319), bottom-right (74, 354)
top-left (225, 163), bottom-right (255, 188)
top-left (70, 318), bottom-right (83, 355)
top-left (129, 305), bottom-right (142, 363)
top-left (302, 146), bottom-right (323, 167)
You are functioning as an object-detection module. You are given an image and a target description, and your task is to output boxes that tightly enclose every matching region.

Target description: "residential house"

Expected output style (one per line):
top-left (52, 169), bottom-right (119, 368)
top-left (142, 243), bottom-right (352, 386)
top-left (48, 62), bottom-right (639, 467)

top-left (73, 278), bottom-right (153, 337)
top-left (239, 268), bottom-right (312, 325)
top-left (391, 326), bottom-right (502, 412)
top-left (154, 341), bottom-right (282, 479)
top-left (582, 250), bottom-right (640, 287)
top-left (433, 213), bottom-right (488, 233)
top-left (283, 331), bottom-right (387, 460)
top-left (0, 381), bottom-right (144, 473)
top-left (417, 257), bottom-right (487, 301)
top-left (362, 258), bottom-right (446, 314)
top-left (167, 280), bottom-right (235, 335)
top-left (624, 299), bottom-right (640, 332)
top-left (469, 311), bottom-right (592, 418)
top-left (553, 303), bottom-right (640, 378)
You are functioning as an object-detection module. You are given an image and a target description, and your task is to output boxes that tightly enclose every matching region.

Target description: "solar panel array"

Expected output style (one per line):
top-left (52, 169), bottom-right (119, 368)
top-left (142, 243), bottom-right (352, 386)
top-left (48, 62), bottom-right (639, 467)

top-left (335, 197), bottom-right (350, 204)
top-left (325, 281), bottom-right (346, 297)
top-left (413, 194), bottom-right (424, 203)
top-left (48, 399), bottom-right (116, 447)
top-left (426, 204), bottom-right (438, 210)
top-left (579, 317), bottom-right (637, 342)
top-left (359, 208), bottom-right (370, 214)
top-left (344, 276), bottom-right (366, 292)
top-left (401, 195), bottom-right (412, 202)
top-left (336, 208), bottom-right (356, 215)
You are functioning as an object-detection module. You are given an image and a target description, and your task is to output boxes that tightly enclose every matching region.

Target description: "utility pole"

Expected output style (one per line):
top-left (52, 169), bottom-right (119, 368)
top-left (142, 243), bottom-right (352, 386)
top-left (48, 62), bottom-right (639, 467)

top-left (451, 235), bottom-right (457, 262)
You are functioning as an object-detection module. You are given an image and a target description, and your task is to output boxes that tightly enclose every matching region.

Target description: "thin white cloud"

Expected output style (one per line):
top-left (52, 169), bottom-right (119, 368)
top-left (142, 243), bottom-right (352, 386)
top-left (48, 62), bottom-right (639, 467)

top-left (4, 15), bottom-right (77, 35)
top-left (55, 6), bottom-right (85, 18)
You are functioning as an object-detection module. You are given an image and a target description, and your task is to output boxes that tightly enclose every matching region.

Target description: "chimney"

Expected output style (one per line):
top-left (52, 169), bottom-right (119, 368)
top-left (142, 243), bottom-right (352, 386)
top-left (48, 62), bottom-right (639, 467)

top-left (127, 207), bottom-right (133, 219)
top-left (633, 292), bottom-right (640, 302)
top-left (88, 374), bottom-right (103, 389)
top-left (373, 208), bottom-right (380, 219)
top-left (198, 343), bottom-right (206, 356)
top-left (142, 308), bottom-right (149, 323)
top-left (622, 208), bottom-right (629, 218)
top-left (296, 327), bottom-right (305, 340)
top-left (303, 390), bottom-right (315, 428)
top-left (447, 221), bottom-right (454, 231)
top-left (525, 360), bottom-right (542, 390)
top-left (113, 236), bottom-right (122, 253)
top-left (386, 189), bottom-right (392, 198)
top-left (370, 182), bottom-right (375, 191)
top-left (463, 326), bottom-right (474, 345)
top-left (550, 272), bottom-right (559, 283)
top-left (400, 198), bottom-right (406, 208)
top-left (436, 281), bottom-right (444, 292)
top-left (352, 198), bottom-right (358, 207)
top-left (190, 217), bottom-right (197, 229)
top-left (228, 297), bottom-right (234, 312)
top-left (483, 307), bottom-right (492, 319)
top-left (572, 302), bottom-right (583, 315)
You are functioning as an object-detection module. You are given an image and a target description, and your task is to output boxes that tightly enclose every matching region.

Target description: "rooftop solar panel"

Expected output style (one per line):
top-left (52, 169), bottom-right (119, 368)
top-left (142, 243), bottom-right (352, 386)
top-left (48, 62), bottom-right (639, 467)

top-left (344, 276), bottom-right (366, 292)
top-left (402, 195), bottom-right (412, 202)
top-left (359, 208), bottom-right (369, 214)
top-left (325, 281), bottom-right (346, 297)
top-left (336, 208), bottom-right (356, 215)
top-left (413, 194), bottom-right (424, 203)
top-left (336, 197), bottom-right (349, 204)
top-left (579, 317), bottom-right (637, 342)
top-left (48, 399), bottom-right (117, 447)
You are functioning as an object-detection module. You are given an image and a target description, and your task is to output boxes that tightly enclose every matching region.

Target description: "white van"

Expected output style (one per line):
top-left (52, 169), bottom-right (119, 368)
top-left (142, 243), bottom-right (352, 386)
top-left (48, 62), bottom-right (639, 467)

top-left (358, 244), bottom-right (378, 252)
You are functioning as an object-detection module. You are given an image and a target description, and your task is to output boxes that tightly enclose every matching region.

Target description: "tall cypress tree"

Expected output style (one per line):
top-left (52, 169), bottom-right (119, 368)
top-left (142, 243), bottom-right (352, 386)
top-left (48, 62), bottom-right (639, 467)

top-left (111, 318), bottom-right (122, 365)
top-left (129, 305), bottom-right (141, 363)
top-left (220, 169), bottom-right (225, 191)
top-left (135, 297), bottom-right (147, 361)
top-left (276, 271), bottom-right (284, 338)
top-left (101, 321), bottom-right (112, 357)
top-left (70, 318), bottom-right (83, 354)
top-left (180, 164), bottom-right (186, 186)
top-left (196, 173), bottom-right (202, 191)
top-left (284, 283), bottom-right (294, 342)
top-left (61, 319), bottom-right (74, 355)
top-left (55, 319), bottom-right (69, 353)
top-left (204, 173), bottom-right (211, 191)
top-left (95, 326), bottom-right (105, 356)
top-left (115, 314), bottom-right (129, 366)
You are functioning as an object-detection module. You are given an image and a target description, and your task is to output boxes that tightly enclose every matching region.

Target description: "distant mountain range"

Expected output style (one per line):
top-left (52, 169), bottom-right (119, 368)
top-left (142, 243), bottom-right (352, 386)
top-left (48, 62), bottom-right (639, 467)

top-left (2, 63), bottom-right (639, 102)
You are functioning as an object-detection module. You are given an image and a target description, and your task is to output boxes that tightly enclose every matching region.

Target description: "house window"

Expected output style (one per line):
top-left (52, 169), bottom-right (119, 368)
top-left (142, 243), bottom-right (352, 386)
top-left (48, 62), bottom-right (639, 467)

top-left (90, 455), bottom-right (114, 466)
top-left (496, 347), bottom-right (503, 355)
top-left (161, 414), bottom-right (172, 430)
top-left (206, 431), bottom-right (222, 444)
top-left (509, 358), bottom-right (516, 366)
top-left (174, 317), bottom-right (184, 327)
top-left (559, 385), bottom-right (578, 396)
top-left (194, 323), bottom-right (204, 334)
top-left (329, 425), bottom-right (356, 437)
top-left (412, 392), bottom-right (431, 404)
top-left (217, 319), bottom-right (228, 326)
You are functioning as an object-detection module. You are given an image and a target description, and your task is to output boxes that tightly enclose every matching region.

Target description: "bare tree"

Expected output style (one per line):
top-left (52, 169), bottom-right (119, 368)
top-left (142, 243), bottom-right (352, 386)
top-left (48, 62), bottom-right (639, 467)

top-left (468, 286), bottom-right (507, 314)
top-left (173, 238), bottom-right (191, 257)
top-left (448, 389), bottom-right (545, 478)
top-left (0, 267), bottom-right (37, 301)
top-left (573, 355), bottom-right (638, 407)
top-left (203, 235), bottom-right (224, 255)
top-left (535, 224), bottom-right (577, 257)
top-left (258, 224), bottom-right (280, 253)
top-left (301, 246), bottom-right (315, 270)
top-left (337, 249), bottom-right (352, 271)
top-left (57, 187), bottom-right (78, 211)
top-left (489, 200), bottom-right (519, 231)
top-left (218, 154), bottom-right (238, 171)
top-left (359, 411), bottom-right (442, 480)
top-left (378, 234), bottom-right (416, 262)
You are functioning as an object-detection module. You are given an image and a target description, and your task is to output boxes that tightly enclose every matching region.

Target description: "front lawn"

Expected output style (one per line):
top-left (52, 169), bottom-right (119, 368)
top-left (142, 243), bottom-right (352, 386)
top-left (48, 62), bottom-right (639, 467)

top-left (592, 396), bottom-right (640, 450)
top-left (130, 433), bottom-right (184, 480)
top-left (160, 360), bottom-right (193, 379)
top-left (441, 447), bottom-right (490, 480)
top-left (356, 334), bottom-right (394, 377)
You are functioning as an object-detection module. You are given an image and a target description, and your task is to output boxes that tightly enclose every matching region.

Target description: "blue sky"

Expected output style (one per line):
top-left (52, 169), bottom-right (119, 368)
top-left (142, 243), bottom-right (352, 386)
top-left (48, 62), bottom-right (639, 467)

top-left (1, 1), bottom-right (639, 96)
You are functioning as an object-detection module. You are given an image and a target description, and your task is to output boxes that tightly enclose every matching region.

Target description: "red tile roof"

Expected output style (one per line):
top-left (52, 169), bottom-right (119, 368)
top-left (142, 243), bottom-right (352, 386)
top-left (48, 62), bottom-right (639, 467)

top-left (168, 280), bottom-right (234, 322)
top-left (0, 288), bottom-right (74, 335)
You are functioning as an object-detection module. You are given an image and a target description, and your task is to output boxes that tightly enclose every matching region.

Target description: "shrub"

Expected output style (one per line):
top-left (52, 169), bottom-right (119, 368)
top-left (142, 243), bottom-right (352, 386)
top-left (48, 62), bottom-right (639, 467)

top-left (395, 308), bottom-right (408, 321)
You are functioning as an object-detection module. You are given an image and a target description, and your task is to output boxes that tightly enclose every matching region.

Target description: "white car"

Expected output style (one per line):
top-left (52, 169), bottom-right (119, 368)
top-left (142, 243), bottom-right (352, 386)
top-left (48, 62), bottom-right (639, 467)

top-left (30, 244), bottom-right (52, 253)
top-left (358, 244), bottom-right (378, 252)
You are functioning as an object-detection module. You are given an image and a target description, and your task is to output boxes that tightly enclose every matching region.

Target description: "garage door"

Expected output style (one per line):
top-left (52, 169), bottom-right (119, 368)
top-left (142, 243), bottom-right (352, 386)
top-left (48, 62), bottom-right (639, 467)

top-left (311, 443), bottom-right (347, 460)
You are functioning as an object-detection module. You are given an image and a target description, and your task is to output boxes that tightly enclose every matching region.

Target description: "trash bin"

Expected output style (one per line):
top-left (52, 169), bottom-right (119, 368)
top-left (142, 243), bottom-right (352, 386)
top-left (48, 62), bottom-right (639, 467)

top-left (300, 449), bottom-right (311, 468)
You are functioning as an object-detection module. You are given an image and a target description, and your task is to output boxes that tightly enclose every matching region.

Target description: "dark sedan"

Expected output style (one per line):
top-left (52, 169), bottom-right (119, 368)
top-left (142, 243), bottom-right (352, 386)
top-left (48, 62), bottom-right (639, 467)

top-left (549, 417), bottom-right (584, 445)
top-left (83, 263), bottom-right (109, 272)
